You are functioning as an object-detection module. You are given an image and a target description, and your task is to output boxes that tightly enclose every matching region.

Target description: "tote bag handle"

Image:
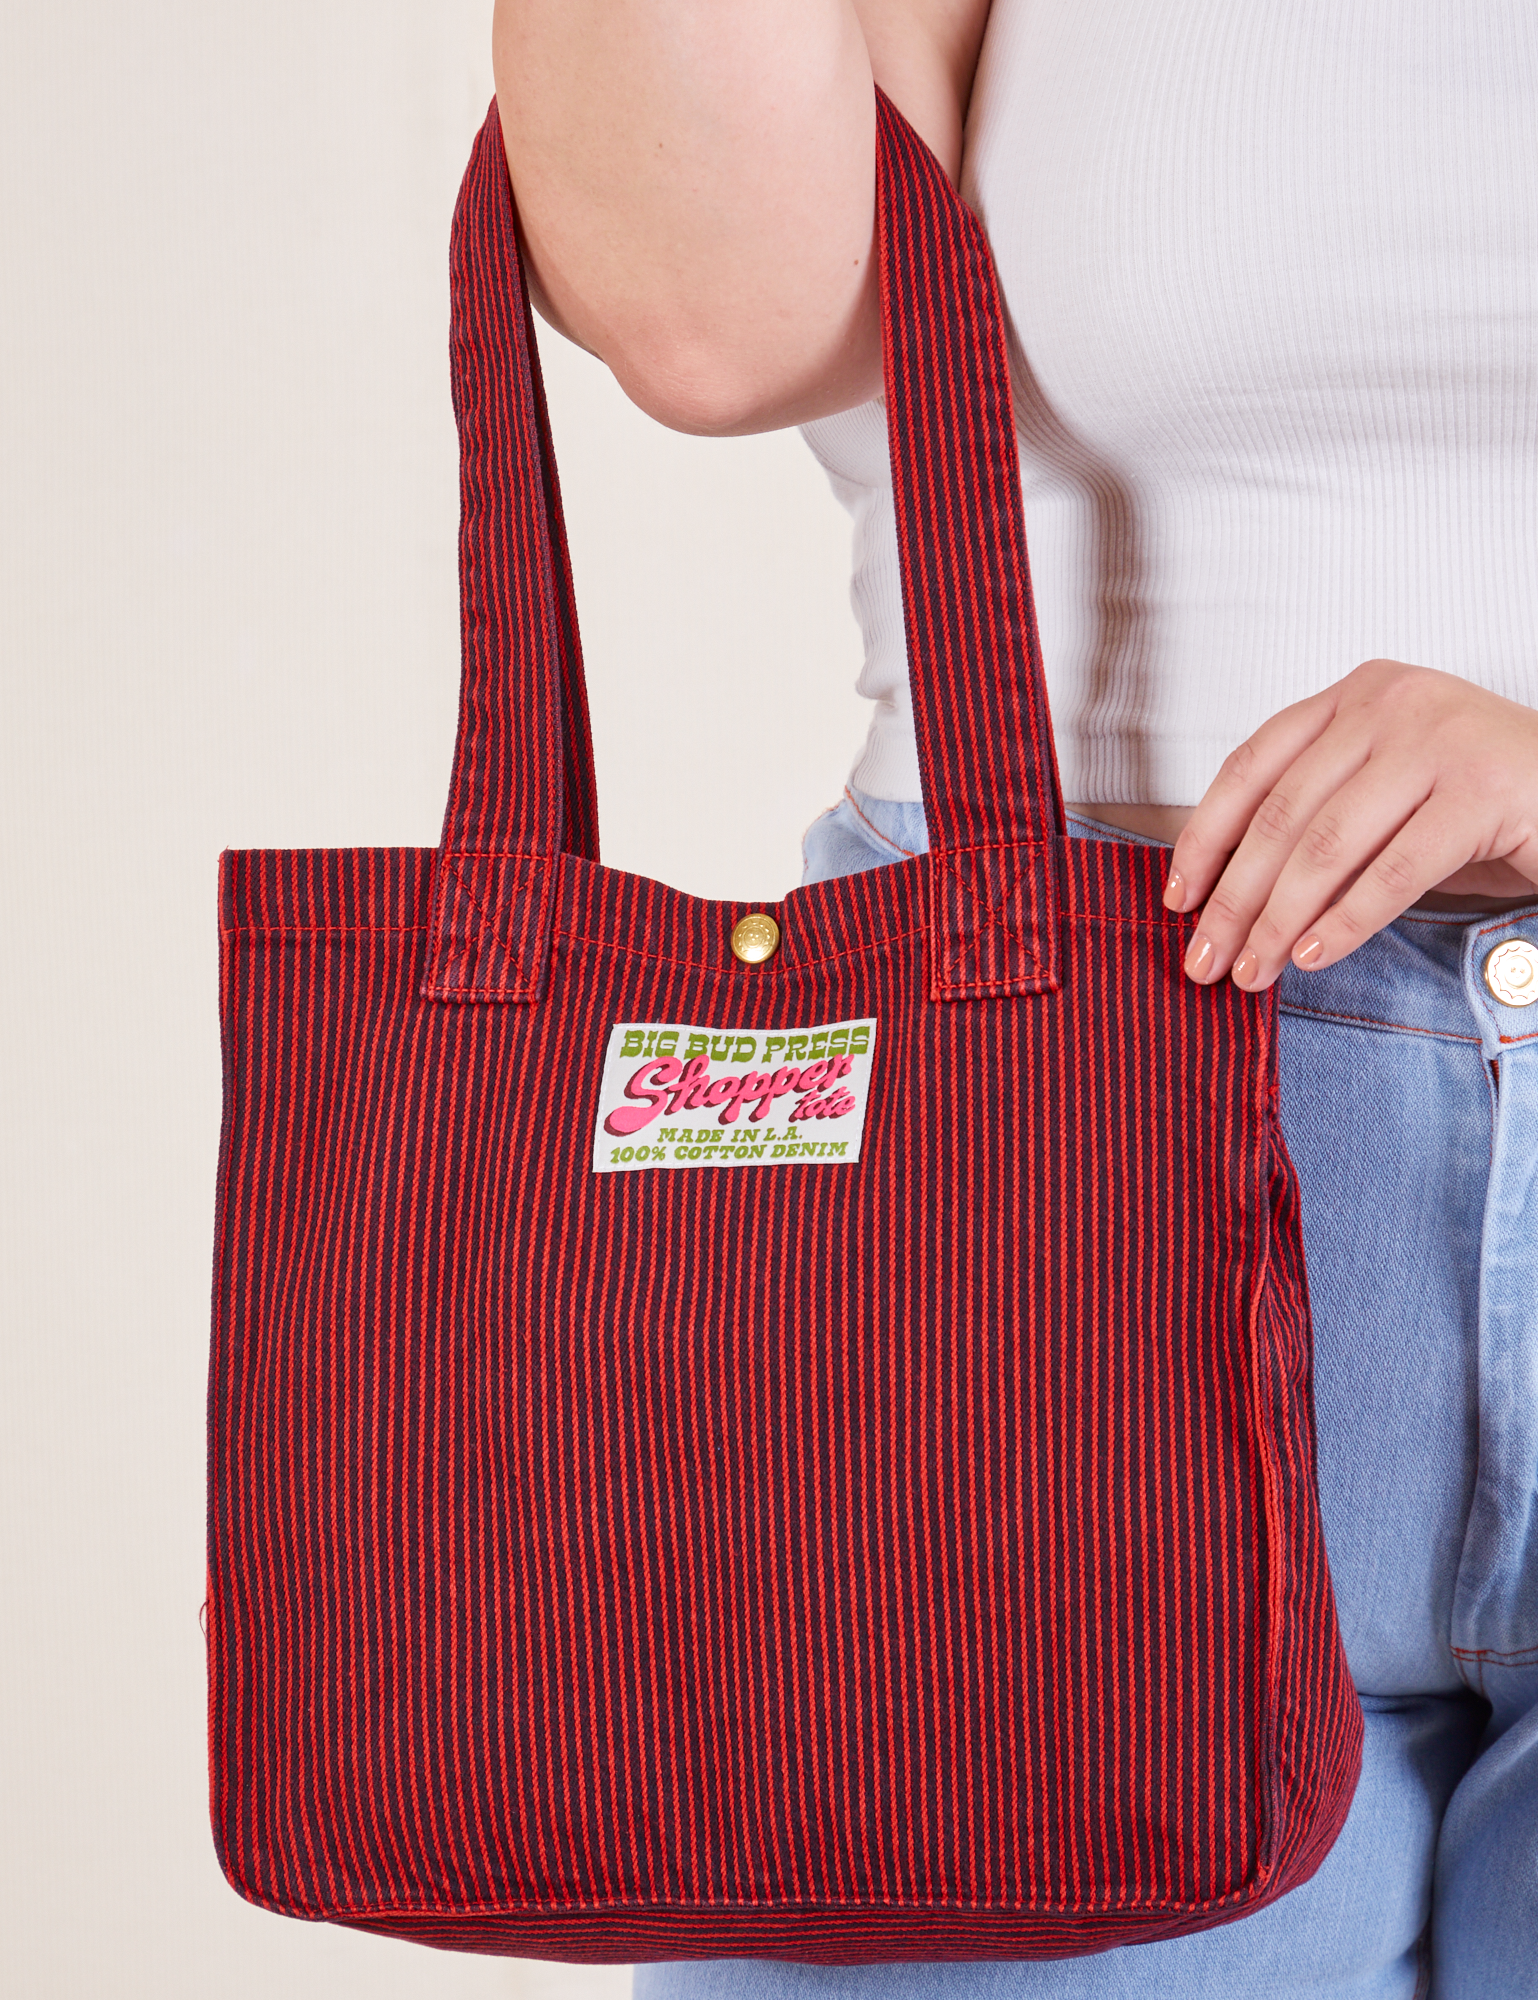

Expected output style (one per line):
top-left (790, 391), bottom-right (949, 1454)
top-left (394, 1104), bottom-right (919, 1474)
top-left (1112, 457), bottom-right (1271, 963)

top-left (424, 93), bottom-right (1066, 1004)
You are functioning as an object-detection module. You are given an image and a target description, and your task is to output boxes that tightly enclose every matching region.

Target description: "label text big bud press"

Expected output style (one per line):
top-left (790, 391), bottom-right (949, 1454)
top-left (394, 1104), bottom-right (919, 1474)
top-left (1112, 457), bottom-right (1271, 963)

top-left (591, 1017), bottom-right (878, 1173)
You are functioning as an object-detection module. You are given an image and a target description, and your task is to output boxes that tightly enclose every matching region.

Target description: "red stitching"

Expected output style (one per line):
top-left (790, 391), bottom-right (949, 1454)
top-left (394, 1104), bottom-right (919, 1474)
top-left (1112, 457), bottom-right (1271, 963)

top-left (933, 837), bottom-right (1056, 861)
top-left (932, 972), bottom-right (1057, 997)
top-left (211, 1878), bottom-right (1267, 1922)
top-left (220, 925), bottom-right (428, 937)
top-left (550, 922), bottom-right (928, 977)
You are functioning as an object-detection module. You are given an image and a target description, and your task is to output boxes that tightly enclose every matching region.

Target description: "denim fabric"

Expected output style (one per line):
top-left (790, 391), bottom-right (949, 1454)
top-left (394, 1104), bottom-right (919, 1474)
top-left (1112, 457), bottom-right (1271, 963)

top-left (634, 791), bottom-right (1538, 1999)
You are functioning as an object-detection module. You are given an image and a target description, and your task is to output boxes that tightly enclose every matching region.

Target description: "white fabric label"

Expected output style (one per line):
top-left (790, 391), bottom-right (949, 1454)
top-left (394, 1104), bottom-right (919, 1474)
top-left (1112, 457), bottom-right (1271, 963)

top-left (592, 1017), bottom-right (878, 1173)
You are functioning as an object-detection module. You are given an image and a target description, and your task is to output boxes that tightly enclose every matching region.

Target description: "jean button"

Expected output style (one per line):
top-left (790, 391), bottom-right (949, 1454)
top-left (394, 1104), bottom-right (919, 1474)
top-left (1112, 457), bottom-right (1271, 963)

top-left (1482, 937), bottom-right (1538, 1006)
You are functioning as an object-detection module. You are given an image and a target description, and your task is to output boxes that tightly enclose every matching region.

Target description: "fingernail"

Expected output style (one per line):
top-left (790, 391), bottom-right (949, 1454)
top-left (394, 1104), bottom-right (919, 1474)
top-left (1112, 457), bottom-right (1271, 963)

top-left (1231, 949), bottom-right (1259, 988)
top-left (1294, 935), bottom-right (1323, 968)
top-left (1163, 869), bottom-right (1185, 911)
top-left (1185, 932), bottom-right (1215, 981)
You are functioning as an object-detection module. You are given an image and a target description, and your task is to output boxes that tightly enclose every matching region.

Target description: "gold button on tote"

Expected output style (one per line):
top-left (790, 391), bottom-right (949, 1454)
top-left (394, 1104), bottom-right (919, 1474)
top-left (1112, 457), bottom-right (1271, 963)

top-left (730, 913), bottom-right (780, 965)
top-left (1482, 938), bottom-right (1538, 1007)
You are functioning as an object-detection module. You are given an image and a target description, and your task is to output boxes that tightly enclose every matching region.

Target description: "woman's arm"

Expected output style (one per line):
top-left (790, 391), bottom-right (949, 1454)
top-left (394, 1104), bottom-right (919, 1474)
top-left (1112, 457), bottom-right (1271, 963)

top-left (490, 0), bottom-right (990, 435)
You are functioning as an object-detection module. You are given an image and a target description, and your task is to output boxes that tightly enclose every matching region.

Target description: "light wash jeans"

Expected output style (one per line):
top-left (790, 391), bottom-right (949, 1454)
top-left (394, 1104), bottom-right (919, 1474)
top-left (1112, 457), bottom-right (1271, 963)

top-left (635, 790), bottom-right (1538, 2000)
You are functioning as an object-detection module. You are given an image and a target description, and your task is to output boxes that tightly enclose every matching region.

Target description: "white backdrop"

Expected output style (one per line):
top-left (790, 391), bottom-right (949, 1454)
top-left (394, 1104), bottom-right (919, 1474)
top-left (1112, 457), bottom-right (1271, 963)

top-left (0, 5), bottom-right (869, 1994)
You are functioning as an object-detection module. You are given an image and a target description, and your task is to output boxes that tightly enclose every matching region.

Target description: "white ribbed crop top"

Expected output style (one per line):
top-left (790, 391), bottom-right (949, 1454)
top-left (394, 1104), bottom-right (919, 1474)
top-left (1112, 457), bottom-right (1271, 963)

top-left (802, 0), bottom-right (1538, 805)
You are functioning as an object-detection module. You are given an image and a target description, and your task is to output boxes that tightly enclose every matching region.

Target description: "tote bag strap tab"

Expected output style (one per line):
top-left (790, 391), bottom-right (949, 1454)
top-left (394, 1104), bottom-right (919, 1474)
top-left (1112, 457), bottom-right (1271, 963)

top-left (928, 837), bottom-right (1061, 1000)
top-left (422, 852), bottom-right (554, 1002)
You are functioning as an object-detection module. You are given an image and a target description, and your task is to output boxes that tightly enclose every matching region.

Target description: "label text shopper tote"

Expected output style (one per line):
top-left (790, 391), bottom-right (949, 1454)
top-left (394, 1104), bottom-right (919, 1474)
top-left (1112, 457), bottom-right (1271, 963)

top-left (208, 99), bottom-right (1362, 1963)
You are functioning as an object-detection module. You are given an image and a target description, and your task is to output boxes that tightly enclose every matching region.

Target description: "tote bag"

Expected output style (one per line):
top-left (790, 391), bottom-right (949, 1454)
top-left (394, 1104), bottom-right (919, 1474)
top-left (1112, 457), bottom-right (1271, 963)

top-left (207, 95), bottom-right (1362, 1964)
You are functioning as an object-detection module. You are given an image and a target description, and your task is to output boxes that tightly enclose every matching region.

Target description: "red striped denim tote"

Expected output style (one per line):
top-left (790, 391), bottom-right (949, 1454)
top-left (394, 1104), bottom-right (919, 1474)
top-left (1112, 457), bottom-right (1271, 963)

top-left (207, 94), bottom-right (1362, 1964)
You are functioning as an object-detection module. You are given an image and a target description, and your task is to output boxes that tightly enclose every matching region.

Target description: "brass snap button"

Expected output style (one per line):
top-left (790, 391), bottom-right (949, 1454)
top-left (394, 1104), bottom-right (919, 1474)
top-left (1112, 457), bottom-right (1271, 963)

top-left (730, 913), bottom-right (780, 965)
top-left (1482, 938), bottom-right (1538, 1007)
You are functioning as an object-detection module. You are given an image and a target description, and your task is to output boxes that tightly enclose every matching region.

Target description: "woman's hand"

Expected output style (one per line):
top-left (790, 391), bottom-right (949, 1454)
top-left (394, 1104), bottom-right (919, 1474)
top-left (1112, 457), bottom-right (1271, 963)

top-left (1163, 660), bottom-right (1538, 988)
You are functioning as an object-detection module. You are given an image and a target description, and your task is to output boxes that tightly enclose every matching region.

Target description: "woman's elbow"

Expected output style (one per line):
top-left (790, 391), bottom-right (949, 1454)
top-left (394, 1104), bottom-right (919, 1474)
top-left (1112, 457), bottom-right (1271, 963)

top-left (558, 314), bottom-right (882, 437)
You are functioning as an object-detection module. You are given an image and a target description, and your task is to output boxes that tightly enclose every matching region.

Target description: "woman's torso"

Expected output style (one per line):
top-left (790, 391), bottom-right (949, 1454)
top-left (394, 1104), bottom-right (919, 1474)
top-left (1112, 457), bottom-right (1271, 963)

top-left (802, 0), bottom-right (1538, 880)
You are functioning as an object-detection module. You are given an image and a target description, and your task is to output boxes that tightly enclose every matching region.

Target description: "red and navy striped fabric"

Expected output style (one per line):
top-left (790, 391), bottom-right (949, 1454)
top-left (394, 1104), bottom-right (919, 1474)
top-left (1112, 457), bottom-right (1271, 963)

top-left (207, 97), bottom-right (1361, 1962)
